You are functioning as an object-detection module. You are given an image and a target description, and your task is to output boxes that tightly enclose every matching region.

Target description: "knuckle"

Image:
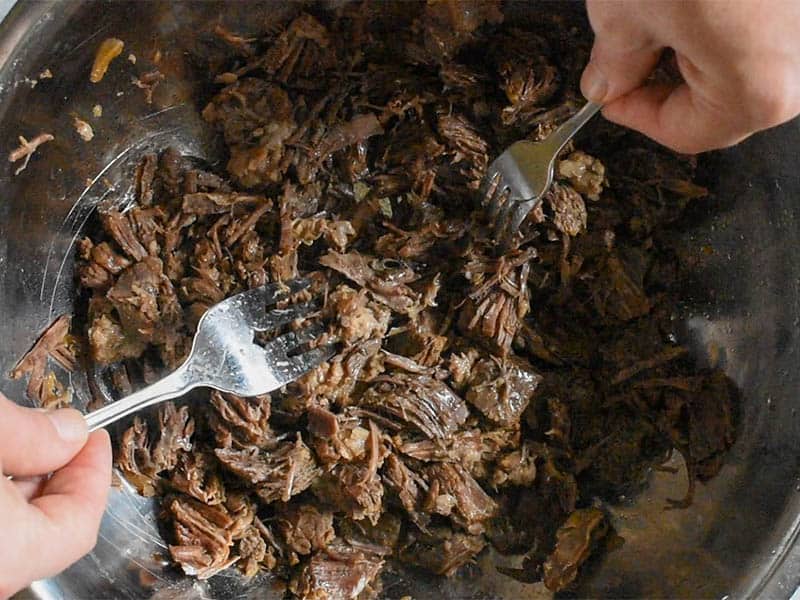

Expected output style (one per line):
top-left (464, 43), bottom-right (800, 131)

top-left (737, 67), bottom-right (800, 127)
top-left (75, 525), bottom-right (100, 557)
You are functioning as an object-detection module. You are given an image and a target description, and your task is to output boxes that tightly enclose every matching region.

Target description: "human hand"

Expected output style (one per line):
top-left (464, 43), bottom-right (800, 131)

top-left (581, 0), bottom-right (800, 154)
top-left (0, 395), bottom-right (111, 599)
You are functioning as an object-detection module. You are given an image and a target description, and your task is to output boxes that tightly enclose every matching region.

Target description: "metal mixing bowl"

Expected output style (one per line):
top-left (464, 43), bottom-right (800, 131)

top-left (3, 2), bottom-right (800, 598)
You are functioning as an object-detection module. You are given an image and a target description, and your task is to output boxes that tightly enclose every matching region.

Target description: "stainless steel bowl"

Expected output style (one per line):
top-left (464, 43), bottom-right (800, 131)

top-left (3, 2), bottom-right (800, 599)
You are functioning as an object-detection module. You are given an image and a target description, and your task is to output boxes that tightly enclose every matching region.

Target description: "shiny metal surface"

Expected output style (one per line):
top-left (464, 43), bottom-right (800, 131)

top-left (85, 280), bottom-right (331, 431)
top-left (1, 2), bottom-right (800, 599)
top-left (485, 101), bottom-right (601, 247)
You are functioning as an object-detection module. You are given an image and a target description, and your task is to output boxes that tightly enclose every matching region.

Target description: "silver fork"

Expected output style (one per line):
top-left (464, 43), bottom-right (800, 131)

top-left (84, 279), bottom-right (333, 431)
top-left (484, 101), bottom-right (602, 248)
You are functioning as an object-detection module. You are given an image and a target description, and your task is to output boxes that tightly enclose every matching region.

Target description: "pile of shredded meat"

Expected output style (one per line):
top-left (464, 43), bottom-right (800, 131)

top-left (26, 2), bottom-right (739, 597)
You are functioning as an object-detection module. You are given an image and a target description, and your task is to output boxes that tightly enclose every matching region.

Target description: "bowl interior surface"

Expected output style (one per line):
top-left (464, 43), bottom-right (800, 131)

top-left (2, 2), bottom-right (800, 599)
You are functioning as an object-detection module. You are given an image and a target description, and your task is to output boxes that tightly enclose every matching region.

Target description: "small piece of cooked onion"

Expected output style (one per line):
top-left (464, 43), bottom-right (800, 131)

top-left (73, 116), bottom-right (94, 142)
top-left (90, 37), bottom-right (124, 83)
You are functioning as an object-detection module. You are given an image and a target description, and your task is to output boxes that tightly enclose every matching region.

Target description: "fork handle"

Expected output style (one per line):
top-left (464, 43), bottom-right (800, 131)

top-left (84, 364), bottom-right (193, 432)
top-left (545, 101), bottom-right (602, 156)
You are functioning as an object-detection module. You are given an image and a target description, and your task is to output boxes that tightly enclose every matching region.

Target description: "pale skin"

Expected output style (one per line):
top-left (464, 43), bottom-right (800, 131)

top-left (582, 0), bottom-right (800, 154)
top-left (1, 1), bottom-right (799, 596)
top-left (0, 395), bottom-right (111, 599)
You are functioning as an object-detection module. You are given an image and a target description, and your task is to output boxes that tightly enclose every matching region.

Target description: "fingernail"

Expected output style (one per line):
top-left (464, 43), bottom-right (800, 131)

top-left (581, 62), bottom-right (608, 102)
top-left (47, 408), bottom-right (88, 443)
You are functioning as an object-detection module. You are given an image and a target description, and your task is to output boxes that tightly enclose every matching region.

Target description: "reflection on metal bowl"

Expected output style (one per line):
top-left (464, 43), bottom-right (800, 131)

top-left (1, 2), bottom-right (800, 599)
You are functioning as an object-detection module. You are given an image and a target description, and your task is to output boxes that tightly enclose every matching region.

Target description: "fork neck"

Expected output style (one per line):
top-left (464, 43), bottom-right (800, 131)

top-left (544, 101), bottom-right (602, 157)
top-left (84, 363), bottom-right (195, 432)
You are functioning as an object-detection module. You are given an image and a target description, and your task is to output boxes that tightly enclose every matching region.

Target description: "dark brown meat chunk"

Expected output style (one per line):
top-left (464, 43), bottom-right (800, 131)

top-left (491, 29), bottom-right (559, 126)
top-left (382, 453), bottom-right (429, 527)
top-left (436, 111), bottom-right (488, 188)
top-left (105, 256), bottom-right (182, 349)
top-left (337, 512), bottom-right (402, 554)
top-left (409, 0), bottom-right (502, 64)
top-left (276, 504), bottom-right (335, 555)
top-left (397, 428), bottom-right (484, 470)
top-left (542, 508), bottom-right (609, 592)
top-left (291, 541), bottom-right (384, 600)
top-left (181, 192), bottom-right (267, 215)
top-left (490, 442), bottom-right (539, 488)
top-left (324, 286), bottom-right (390, 345)
top-left (319, 251), bottom-right (423, 314)
top-left (423, 463), bottom-right (497, 534)
top-left (315, 114), bottom-right (384, 162)
top-left (9, 314), bottom-right (76, 409)
top-left (308, 407), bottom-right (374, 464)
top-left (149, 402), bottom-right (194, 473)
top-left (465, 355), bottom-right (542, 428)
top-left (293, 217), bottom-right (356, 252)
top-left (208, 392), bottom-right (274, 449)
top-left (545, 183), bottom-right (587, 237)
top-left (236, 526), bottom-right (270, 577)
top-left (79, 240), bottom-right (132, 291)
top-left (167, 495), bottom-right (236, 579)
top-left (135, 153), bottom-right (158, 206)
top-left (593, 249), bottom-right (652, 321)
top-left (685, 370), bottom-right (737, 480)
top-left (458, 249), bottom-right (535, 356)
top-left (215, 436), bottom-right (320, 503)
top-left (297, 339), bottom-right (382, 407)
top-left (116, 416), bottom-right (159, 496)
top-left (203, 79), bottom-right (296, 188)
top-left (87, 309), bottom-right (147, 365)
top-left (263, 13), bottom-right (335, 84)
top-left (399, 527), bottom-right (486, 577)
top-left (169, 451), bottom-right (226, 506)
top-left (115, 402), bottom-right (194, 496)
top-left (101, 211), bottom-right (147, 261)
top-left (313, 462), bottom-right (385, 525)
top-left (360, 373), bottom-right (468, 440)
top-left (307, 405), bottom-right (339, 439)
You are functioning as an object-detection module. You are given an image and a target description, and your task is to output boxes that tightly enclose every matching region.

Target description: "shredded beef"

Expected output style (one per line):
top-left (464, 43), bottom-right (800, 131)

top-left (166, 495), bottom-right (238, 579)
top-left (10, 314), bottom-right (77, 409)
top-left (215, 435), bottom-right (320, 503)
top-left (360, 373), bottom-right (468, 440)
top-left (277, 504), bottom-right (335, 556)
top-left (399, 527), bottom-right (486, 577)
top-left (291, 540), bottom-right (384, 600)
top-left (423, 463), bottom-right (497, 534)
top-left (62, 3), bottom-right (741, 595)
top-left (465, 355), bottom-right (542, 428)
top-left (542, 508), bottom-right (609, 592)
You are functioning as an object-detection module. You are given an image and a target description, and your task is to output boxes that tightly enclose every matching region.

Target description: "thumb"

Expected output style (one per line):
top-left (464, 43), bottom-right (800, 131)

top-left (0, 394), bottom-right (88, 478)
top-left (581, 1), bottom-right (663, 104)
top-left (0, 430), bottom-right (111, 598)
